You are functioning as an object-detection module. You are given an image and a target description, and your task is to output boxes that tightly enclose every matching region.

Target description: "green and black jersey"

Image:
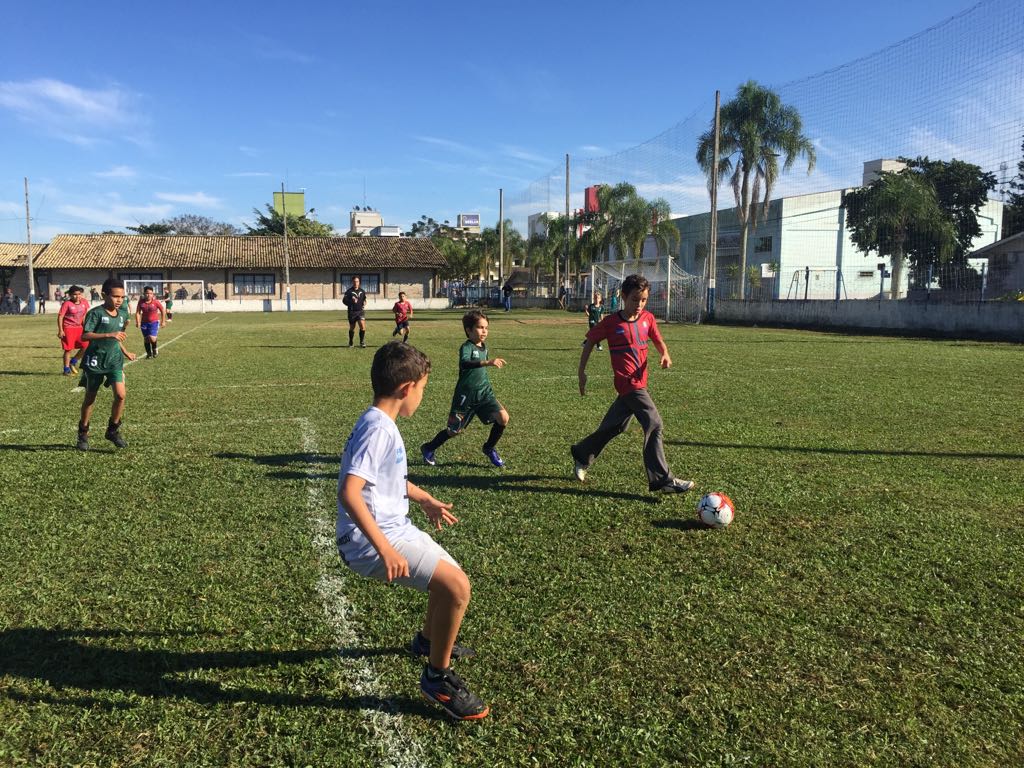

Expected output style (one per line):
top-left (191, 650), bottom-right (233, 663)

top-left (587, 302), bottom-right (604, 325)
top-left (453, 339), bottom-right (494, 404)
top-left (81, 304), bottom-right (130, 373)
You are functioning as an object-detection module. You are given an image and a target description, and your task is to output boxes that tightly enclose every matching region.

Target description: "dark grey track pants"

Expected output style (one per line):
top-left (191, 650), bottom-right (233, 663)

top-left (571, 388), bottom-right (672, 490)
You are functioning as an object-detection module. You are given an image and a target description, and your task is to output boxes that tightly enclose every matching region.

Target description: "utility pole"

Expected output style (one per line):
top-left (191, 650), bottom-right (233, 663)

top-left (498, 188), bottom-right (504, 288)
top-left (282, 182), bottom-right (291, 312)
top-left (707, 91), bottom-right (721, 318)
top-left (25, 177), bottom-right (35, 315)
top-left (565, 154), bottom-right (570, 298)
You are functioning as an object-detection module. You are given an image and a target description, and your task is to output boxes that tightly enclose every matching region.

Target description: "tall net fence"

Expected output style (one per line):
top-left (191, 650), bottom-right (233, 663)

top-left (507, 0), bottom-right (1024, 312)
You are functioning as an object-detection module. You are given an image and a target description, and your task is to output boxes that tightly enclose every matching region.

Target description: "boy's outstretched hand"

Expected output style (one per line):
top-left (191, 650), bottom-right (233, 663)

top-left (660, 352), bottom-right (672, 369)
top-left (421, 497), bottom-right (458, 530)
top-left (489, 358), bottom-right (507, 369)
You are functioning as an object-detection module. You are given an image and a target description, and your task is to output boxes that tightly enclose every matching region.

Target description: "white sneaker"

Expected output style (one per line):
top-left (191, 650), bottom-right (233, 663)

top-left (572, 455), bottom-right (587, 482)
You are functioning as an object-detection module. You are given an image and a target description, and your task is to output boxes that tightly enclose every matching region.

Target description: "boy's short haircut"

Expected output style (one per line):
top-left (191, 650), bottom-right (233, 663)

top-left (101, 277), bottom-right (125, 295)
top-left (621, 274), bottom-right (650, 298)
top-left (371, 341), bottom-right (431, 397)
top-left (399, 291), bottom-right (406, 299)
top-left (143, 285), bottom-right (154, 292)
top-left (463, 309), bottom-right (487, 333)
top-left (69, 285), bottom-right (83, 294)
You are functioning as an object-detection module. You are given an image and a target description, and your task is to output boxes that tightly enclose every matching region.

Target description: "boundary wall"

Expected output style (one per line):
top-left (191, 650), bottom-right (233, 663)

top-left (713, 299), bottom-right (1024, 342)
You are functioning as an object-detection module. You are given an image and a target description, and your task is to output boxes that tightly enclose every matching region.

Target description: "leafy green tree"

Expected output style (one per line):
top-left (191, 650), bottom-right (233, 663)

top-left (845, 171), bottom-right (956, 299)
top-left (697, 80), bottom-right (815, 298)
top-left (244, 205), bottom-right (336, 237)
top-left (128, 214), bottom-right (240, 236)
top-left (1003, 137), bottom-right (1024, 238)
top-left (899, 156), bottom-right (996, 263)
top-left (581, 183), bottom-right (679, 267)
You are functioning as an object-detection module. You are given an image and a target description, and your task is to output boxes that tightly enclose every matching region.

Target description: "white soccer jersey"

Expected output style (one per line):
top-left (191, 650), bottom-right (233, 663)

top-left (336, 407), bottom-right (415, 564)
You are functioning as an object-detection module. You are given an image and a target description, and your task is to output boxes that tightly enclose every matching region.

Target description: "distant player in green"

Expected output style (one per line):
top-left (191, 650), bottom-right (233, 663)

top-left (75, 278), bottom-right (137, 451)
top-left (163, 290), bottom-right (174, 322)
top-left (420, 310), bottom-right (509, 468)
top-left (584, 291), bottom-right (604, 351)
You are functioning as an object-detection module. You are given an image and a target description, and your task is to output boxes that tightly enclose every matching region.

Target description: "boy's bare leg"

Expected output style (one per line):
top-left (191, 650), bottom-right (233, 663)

top-left (110, 382), bottom-right (126, 424)
top-left (80, 390), bottom-right (98, 427)
top-left (425, 560), bottom-right (471, 670)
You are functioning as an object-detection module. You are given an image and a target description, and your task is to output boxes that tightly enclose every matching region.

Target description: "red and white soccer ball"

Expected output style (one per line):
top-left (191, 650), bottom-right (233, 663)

top-left (697, 492), bottom-right (735, 528)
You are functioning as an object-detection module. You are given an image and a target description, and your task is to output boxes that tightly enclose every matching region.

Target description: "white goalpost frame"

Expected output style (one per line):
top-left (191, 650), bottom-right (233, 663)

top-left (122, 279), bottom-right (207, 314)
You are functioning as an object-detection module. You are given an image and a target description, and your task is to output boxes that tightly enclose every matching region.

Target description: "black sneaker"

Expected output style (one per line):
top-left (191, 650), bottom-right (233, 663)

top-left (75, 431), bottom-right (89, 451)
top-left (409, 631), bottom-right (477, 660)
top-left (105, 427), bottom-right (128, 449)
top-left (419, 665), bottom-right (489, 721)
top-left (655, 478), bottom-right (694, 493)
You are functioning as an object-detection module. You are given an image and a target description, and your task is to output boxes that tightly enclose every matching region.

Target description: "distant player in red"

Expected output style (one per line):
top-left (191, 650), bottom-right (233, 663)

top-left (134, 285), bottom-right (166, 358)
top-left (392, 291), bottom-right (413, 343)
top-left (57, 285), bottom-right (90, 376)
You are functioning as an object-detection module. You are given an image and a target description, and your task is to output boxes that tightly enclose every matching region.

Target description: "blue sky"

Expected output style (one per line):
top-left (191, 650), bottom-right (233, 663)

top-left (0, 0), bottom-right (985, 242)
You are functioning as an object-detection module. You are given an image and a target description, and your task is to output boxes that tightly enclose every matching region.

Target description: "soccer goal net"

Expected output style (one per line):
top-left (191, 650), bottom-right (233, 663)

top-left (590, 257), bottom-right (706, 324)
top-left (123, 279), bottom-right (208, 314)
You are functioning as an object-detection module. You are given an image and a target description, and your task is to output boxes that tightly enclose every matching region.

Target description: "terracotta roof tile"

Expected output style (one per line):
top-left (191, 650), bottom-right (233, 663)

top-left (34, 235), bottom-right (447, 270)
top-left (0, 243), bottom-right (47, 268)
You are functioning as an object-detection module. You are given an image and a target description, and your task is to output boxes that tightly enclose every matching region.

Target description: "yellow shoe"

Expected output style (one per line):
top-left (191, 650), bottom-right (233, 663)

top-left (69, 361), bottom-right (79, 375)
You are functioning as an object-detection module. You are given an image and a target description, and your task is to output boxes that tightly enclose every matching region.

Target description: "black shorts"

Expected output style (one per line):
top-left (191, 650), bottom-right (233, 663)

top-left (347, 312), bottom-right (366, 323)
top-left (395, 320), bottom-right (409, 330)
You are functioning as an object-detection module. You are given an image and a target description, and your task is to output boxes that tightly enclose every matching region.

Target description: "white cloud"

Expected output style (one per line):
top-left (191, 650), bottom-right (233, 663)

top-left (414, 135), bottom-right (486, 158)
top-left (227, 171), bottom-right (273, 178)
top-left (0, 78), bottom-right (145, 146)
top-left (238, 146), bottom-right (262, 157)
top-left (500, 145), bottom-right (554, 168)
top-left (0, 201), bottom-right (21, 216)
top-left (154, 192), bottom-right (222, 208)
top-left (94, 165), bottom-right (137, 179)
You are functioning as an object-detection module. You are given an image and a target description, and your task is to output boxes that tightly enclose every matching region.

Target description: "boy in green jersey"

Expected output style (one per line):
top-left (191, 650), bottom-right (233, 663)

top-left (75, 278), bottom-right (137, 451)
top-left (420, 310), bottom-right (509, 468)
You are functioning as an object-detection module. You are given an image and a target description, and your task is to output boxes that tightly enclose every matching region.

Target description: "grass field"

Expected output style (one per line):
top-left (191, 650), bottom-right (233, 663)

top-left (1, 309), bottom-right (1022, 767)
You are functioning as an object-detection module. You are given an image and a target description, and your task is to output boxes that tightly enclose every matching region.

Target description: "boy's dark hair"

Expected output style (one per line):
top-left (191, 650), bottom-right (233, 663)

top-left (68, 285), bottom-right (83, 294)
top-left (143, 285), bottom-right (154, 292)
top-left (101, 277), bottom-right (125, 295)
top-left (463, 309), bottom-right (487, 333)
top-left (621, 274), bottom-right (650, 298)
top-left (371, 342), bottom-right (431, 397)
top-left (398, 291), bottom-right (406, 298)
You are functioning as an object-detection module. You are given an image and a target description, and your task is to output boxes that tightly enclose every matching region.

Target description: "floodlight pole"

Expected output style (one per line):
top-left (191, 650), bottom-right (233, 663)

top-left (282, 182), bottom-right (291, 312)
top-left (25, 178), bottom-right (35, 315)
top-left (565, 154), bottom-right (570, 302)
top-left (707, 91), bottom-right (721, 319)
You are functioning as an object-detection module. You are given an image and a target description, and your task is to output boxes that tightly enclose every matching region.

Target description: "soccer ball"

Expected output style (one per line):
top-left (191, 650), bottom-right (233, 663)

top-left (697, 492), bottom-right (735, 528)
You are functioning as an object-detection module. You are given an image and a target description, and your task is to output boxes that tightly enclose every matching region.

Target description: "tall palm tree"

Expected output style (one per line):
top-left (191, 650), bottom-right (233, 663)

top-left (697, 81), bottom-right (816, 298)
top-left (589, 183), bottom-right (679, 264)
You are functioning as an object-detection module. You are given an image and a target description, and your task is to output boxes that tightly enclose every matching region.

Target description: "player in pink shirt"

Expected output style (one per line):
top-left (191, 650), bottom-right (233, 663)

top-left (571, 274), bottom-right (694, 493)
top-left (391, 291), bottom-right (413, 343)
top-left (134, 286), bottom-right (167, 358)
top-left (57, 285), bottom-right (90, 375)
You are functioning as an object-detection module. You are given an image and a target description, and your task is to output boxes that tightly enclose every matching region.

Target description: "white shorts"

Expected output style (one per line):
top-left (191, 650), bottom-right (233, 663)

top-left (345, 527), bottom-right (459, 592)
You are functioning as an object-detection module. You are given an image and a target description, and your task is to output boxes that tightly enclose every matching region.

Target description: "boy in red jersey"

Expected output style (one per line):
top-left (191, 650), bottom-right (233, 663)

top-left (571, 274), bottom-right (693, 493)
top-left (134, 286), bottom-right (166, 358)
top-left (391, 291), bottom-right (413, 342)
top-left (57, 285), bottom-right (90, 375)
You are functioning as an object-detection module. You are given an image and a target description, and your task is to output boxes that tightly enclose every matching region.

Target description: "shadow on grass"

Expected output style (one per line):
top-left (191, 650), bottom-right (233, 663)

top-left (215, 451), bottom-right (335, 466)
top-left (666, 439), bottom-right (1024, 461)
top-left (0, 444), bottom-right (74, 452)
top-left (0, 627), bottom-right (441, 718)
top-left (651, 518), bottom-right (707, 532)
top-left (0, 370), bottom-right (51, 376)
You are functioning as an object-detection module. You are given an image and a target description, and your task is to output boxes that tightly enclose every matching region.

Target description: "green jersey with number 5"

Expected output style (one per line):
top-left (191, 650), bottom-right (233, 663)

top-left (81, 305), bottom-right (130, 373)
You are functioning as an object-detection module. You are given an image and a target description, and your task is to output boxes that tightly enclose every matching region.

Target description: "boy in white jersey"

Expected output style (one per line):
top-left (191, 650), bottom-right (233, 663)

top-left (337, 341), bottom-right (489, 721)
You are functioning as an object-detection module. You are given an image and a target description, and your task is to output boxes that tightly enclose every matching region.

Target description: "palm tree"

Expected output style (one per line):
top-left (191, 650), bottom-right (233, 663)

top-left (589, 183), bottom-right (679, 264)
top-left (697, 81), bottom-right (816, 298)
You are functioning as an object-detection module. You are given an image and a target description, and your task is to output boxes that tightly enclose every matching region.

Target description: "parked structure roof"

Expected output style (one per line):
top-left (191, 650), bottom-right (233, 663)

top-left (0, 243), bottom-right (47, 268)
top-left (34, 235), bottom-right (447, 270)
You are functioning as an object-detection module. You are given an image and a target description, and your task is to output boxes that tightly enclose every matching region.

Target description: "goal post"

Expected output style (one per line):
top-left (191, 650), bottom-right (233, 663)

top-left (590, 257), bottom-right (705, 324)
top-left (123, 279), bottom-right (208, 314)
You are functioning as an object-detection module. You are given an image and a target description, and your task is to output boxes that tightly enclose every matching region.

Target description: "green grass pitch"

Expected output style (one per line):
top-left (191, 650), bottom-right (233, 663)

top-left (1, 309), bottom-right (1022, 766)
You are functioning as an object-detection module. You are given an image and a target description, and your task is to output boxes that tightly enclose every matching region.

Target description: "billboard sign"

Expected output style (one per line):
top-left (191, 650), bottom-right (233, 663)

top-left (458, 213), bottom-right (480, 228)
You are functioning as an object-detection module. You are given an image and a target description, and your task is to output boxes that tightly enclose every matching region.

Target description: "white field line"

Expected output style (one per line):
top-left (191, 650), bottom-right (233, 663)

top-left (70, 317), bottom-right (220, 392)
top-left (297, 417), bottom-right (425, 768)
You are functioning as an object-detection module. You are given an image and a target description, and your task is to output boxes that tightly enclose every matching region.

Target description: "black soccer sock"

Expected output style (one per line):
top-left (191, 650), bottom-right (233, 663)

top-left (483, 423), bottom-right (505, 450)
top-left (392, 326), bottom-right (399, 336)
top-left (151, 340), bottom-right (157, 354)
top-left (144, 339), bottom-right (152, 355)
top-left (78, 421), bottom-right (89, 434)
top-left (348, 329), bottom-right (354, 345)
top-left (359, 329), bottom-right (365, 344)
top-left (107, 419), bottom-right (121, 433)
top-left (424, 429), bottom-right (452, 452)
